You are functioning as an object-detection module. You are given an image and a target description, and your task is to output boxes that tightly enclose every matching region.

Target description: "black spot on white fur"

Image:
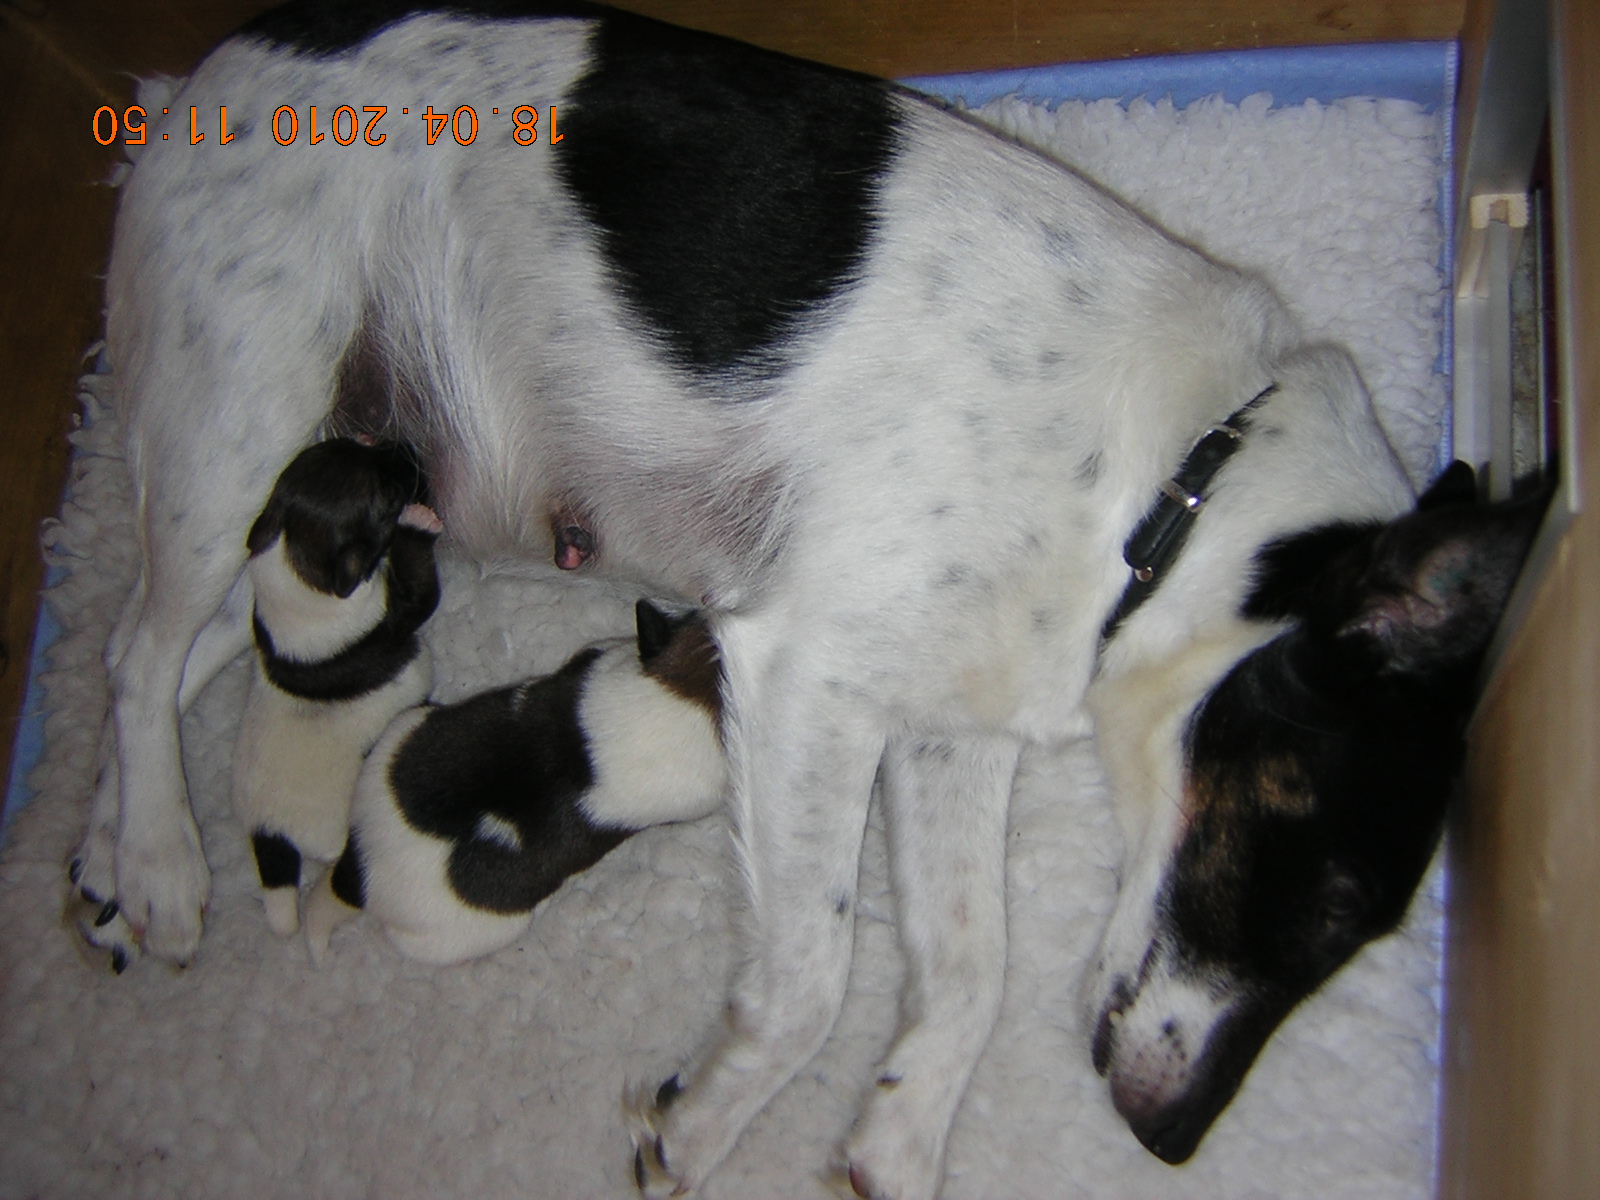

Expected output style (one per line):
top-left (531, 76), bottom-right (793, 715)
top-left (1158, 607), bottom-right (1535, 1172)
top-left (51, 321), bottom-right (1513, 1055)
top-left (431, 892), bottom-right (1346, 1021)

top-left (251, 830), bottom-right (303, 890)
top-left (386, 646), bottom-right (618, 912)
top-left (330, 828), bottom-right (368, 909)
top-left (558, 11), bottom-right (900, 374)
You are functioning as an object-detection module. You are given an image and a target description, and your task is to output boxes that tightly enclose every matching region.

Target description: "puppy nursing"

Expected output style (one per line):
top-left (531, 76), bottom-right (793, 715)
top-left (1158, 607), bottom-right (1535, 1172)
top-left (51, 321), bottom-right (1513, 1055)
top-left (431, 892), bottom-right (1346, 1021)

top-left (232, 439), bottom-right (441, 935)
top-left (305, 601), bottom-right (724, 965)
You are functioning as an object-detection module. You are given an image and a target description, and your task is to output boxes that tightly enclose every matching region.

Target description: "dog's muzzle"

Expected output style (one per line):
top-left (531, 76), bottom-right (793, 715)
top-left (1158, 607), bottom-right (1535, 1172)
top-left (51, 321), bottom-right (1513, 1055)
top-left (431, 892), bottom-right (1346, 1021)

top-left (1091, 970), bottom-right (1289, 1164)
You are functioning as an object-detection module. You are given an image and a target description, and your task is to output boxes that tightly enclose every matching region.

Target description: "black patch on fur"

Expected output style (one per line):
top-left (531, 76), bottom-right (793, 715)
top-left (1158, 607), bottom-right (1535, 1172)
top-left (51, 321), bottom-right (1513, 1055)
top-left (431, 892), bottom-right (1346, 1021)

top-left (330, 831), bottom-right (368, 909)
top-left (331, 838), bottom-right (368, 908)
top-left (255, 523), bottom-right (442, 702)
top-left (239, 0), bottom-right (603, 56)
top-left (387, 648), bottom-right (633, 913)
top-left (251, 830), bottom-right (303, 890)
top-left (558, 12), bottom-right (899, 374)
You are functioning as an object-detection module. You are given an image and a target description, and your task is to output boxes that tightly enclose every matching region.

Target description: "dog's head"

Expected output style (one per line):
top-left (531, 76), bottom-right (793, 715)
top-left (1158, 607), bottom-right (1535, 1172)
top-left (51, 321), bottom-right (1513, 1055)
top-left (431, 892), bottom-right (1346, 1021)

top-left (1085, 462), bottom-right (1543, 1164)
top-left (247, 438), bottom-right (429, 598)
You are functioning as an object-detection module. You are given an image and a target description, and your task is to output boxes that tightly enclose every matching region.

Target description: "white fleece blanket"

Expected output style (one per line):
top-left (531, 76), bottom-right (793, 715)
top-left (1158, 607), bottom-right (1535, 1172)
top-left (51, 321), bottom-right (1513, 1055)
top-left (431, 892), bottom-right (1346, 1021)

top-left (0, 91), bottom-right (1447, 1200)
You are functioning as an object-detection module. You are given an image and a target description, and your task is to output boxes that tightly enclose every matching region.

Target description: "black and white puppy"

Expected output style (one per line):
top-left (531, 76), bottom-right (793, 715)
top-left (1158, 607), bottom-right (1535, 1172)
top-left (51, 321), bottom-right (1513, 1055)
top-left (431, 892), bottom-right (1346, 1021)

top-left (232, 438), bottom-right (442, 935)
top-left (75, 3), bottom-right (1542, 1195)
top-left (305, 600), bottom-right (724, 964)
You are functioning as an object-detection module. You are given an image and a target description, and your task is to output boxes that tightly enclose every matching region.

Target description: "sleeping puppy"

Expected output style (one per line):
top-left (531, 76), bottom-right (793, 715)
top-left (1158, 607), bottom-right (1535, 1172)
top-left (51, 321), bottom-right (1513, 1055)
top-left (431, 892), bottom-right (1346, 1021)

top-left (304, 600), bottom-right (724, 965)
top-left (232, 438), bottom-right (442, 935)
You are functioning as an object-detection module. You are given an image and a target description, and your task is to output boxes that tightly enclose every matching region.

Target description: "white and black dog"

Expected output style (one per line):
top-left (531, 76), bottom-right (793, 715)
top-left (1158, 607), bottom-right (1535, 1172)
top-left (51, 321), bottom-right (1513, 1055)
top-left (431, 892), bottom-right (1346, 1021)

top-left (232, 437), bottom-right (441, 936)
top-left (71, 1), bottom-right (1541, 1195)
top-left (304, 599), bottom-right (723, 964)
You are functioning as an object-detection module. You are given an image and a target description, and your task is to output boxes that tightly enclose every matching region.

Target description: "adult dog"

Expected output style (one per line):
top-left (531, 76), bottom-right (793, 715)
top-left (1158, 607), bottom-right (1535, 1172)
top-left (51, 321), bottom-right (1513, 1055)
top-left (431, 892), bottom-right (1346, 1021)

top-left (72, 2), bottom-right (1535, 1195)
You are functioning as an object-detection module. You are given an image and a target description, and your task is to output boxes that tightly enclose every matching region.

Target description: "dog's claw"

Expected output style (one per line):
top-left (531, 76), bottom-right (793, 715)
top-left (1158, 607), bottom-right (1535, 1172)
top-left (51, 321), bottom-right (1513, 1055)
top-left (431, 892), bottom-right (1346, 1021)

top-left (655, 1075), bottom-right (683, 1112)
top-left (94, 899), bottom-right (120, 927)
top-left (68, 857), bottom-right (84, 885)
top-left (110, 947), bottom-right (129, 975)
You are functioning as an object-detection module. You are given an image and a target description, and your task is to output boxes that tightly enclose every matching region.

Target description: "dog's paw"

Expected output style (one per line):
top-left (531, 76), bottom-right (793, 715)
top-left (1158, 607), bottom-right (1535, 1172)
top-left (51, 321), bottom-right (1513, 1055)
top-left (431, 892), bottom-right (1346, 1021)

top-left (66, 835), bottom-right (139, 974)
top-left (624, 1075), bottom-right (696, 1198)
top-left (114, 813), bottom-right (210, 966)
top-left (837, 1074), bottom-right (948, 1200)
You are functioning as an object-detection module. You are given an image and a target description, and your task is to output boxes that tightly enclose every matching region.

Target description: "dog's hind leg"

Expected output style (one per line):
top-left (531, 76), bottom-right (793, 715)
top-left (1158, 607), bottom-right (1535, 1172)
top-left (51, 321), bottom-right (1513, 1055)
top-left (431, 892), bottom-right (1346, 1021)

top-left (75, 245), bottom-right (359, 966)
top-left (628, 640), bottom-right (886, 1197)
top-left (842, 734), bottom-right (1020, 1200)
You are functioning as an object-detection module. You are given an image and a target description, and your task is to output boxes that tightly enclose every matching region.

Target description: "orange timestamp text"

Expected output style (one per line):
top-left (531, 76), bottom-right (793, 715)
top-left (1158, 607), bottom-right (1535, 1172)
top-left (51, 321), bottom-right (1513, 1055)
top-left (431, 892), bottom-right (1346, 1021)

top-left (92, 104), bottom-right (562, 148)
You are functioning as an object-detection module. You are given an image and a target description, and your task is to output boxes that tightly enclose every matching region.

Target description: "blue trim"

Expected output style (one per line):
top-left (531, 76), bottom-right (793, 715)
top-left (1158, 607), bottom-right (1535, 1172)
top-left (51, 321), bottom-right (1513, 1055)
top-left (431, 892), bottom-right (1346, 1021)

top-left (903, 40), bottom-right (1454, 112)
top-left (2, 568), bottom-right (64, 844)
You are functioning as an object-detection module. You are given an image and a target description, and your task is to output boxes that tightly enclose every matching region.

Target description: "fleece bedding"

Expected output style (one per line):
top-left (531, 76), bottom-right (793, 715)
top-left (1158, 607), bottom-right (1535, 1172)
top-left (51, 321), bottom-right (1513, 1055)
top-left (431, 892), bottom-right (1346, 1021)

top-left (1, 60), bottom-right (1451, 1200)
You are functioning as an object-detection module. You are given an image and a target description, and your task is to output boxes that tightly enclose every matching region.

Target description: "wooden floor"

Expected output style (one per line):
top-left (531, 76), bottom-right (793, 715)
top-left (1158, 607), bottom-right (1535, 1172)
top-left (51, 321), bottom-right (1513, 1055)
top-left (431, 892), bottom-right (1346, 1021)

top-left (0, 0), bottom-right (1464, 790)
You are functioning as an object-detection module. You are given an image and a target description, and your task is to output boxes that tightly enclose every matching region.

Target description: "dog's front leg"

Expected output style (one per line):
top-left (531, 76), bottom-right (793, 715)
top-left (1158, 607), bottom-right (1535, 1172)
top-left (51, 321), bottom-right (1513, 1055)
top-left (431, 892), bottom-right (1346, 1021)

top-left (628, 667), bottom-right (885, 1197)
top-left (842, 734), bottom-right (1019, 1200)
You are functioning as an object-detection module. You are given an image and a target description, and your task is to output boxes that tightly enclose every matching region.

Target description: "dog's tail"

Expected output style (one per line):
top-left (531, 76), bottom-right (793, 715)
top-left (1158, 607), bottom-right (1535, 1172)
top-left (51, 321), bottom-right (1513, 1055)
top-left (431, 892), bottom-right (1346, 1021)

top-left (303, 850), bottom-right (363, 966)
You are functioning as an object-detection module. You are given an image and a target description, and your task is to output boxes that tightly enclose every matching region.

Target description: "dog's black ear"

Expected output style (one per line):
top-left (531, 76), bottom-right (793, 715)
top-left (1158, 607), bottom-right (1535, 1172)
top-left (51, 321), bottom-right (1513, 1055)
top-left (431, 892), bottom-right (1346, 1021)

top-left (1415, 460), bottom-right (1477, 511)
top-left (1245, 522), bottom-right (1379, 622)
top-left (635, 600), bottom-right (677, 663)
top-left (1336, 493), bottom-right (1544, 680)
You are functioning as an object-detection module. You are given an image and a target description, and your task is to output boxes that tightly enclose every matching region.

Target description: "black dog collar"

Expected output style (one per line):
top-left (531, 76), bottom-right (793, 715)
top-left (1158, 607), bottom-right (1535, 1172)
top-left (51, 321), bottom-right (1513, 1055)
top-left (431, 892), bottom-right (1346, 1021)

top-left (1099, 383), bottom-right (1279, 645)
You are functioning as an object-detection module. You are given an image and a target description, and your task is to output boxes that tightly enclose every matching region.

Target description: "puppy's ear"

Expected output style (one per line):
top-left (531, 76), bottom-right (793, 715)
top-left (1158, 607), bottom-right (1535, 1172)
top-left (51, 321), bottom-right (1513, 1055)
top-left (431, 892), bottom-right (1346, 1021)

top-left (1415, 460), bottom-right (1477, 511)
top-left (331, 542), bottom-right (379, 599)
top-left (1337, 492), bottom-right (1544, 680)
top-left (635, 599), bottom-right (675, 663)
top-left (246, 504), bottom-right (283, 556)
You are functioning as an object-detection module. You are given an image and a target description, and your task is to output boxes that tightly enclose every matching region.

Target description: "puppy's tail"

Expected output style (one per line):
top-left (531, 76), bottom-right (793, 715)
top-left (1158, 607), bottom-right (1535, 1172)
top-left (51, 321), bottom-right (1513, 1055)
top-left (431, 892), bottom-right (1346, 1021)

top-left (303, 858), bottom-right (362, 966)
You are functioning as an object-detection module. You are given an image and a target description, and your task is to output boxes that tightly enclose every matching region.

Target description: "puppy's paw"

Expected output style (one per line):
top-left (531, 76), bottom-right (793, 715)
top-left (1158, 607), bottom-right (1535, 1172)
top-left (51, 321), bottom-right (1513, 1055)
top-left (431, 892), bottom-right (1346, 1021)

top-left (624, 1075), bottom-right (694, 1198)
top-left (66, 837), bottom-right (139, 974)
top-left (114, 813), bottom-right (210, 966)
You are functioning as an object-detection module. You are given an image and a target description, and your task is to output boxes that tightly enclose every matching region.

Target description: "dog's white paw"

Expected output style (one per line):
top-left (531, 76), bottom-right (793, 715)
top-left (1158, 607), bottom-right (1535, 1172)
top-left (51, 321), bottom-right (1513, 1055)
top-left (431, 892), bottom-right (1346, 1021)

top-left (66, 830), bottom-right (139, 974)
top-left (838, 1073), bottom-right (949, 1200)
top-left (113, 812), bottom-right (210, 966)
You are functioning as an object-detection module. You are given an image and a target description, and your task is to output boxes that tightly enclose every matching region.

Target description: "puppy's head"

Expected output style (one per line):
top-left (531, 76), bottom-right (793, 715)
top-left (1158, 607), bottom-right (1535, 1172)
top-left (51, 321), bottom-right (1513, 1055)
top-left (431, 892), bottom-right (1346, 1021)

top-left (247, 439), bottom-right (428, 598)
top-left (1085, 463), bottom-right (1543, 1164)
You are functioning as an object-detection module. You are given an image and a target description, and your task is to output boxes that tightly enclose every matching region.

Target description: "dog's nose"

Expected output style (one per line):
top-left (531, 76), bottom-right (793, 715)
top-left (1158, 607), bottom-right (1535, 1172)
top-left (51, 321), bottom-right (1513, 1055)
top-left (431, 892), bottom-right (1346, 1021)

top-left (1112, 1080), bottom-right (1205, 1165)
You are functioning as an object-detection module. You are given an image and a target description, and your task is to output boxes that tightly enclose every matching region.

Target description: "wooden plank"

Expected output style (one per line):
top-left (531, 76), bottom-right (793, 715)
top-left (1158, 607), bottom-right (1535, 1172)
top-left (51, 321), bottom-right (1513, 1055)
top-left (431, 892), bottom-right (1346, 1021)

top-left (16, 0), bottom-right (1466, 91)
top-left (581, 0), bottom-right (1465, 76)
top-left (1437, 1), bottom-right (1600, 1196)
